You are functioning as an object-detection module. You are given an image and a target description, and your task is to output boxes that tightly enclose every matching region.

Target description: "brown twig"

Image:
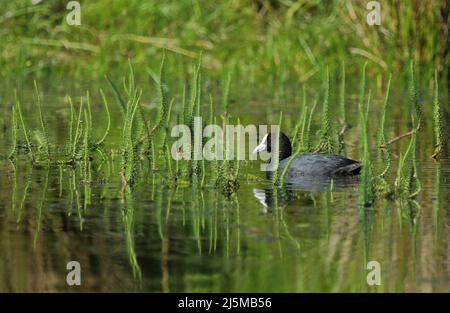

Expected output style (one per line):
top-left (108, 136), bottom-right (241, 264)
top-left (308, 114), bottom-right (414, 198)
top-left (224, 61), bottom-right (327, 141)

top-left (380, 123), bottom-right (420, 148)
top-left (314, 142), bottom-right (325, 153)
top-left (431, 147), bottom-right (442, 160)
top-left (120, 171), bottom-right (127, 194)
top-left (338, 124), bottom-right (348, 137)
top-left (137, 125), bottom-right (158, 146)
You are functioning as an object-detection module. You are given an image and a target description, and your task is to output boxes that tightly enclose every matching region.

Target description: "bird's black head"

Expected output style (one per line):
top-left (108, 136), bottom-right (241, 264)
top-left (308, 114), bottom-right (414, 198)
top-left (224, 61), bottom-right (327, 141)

top-left (253, 131), bottom-right (292, 161)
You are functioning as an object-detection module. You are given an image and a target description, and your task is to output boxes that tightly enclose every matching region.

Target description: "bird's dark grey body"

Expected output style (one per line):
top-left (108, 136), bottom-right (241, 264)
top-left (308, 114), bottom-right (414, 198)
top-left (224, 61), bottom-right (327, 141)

top-left (278, 152), bottom-right (361, 177)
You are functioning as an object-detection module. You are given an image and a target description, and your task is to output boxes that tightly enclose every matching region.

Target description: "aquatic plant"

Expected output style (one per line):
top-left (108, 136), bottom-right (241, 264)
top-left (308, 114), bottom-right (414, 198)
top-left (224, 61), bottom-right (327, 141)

top-left (358, 63), bottom-right (374, 206)
top-left (305, 95), bottom-right (318, 151)
top-left (291, 85), bottom-right (307, 151)
top-left (377, 74), bottom-right (392, 178)
top-left (317, 67), bottom-right (333, 153)
top-left (271, 112), bottom-right (283, 186)
top-left (70, 96), bottom-right (84, 161)
top-left (394, 126), bottom-right (415, 196)
top-left (185, 54), bottom-right (202, 136)
top-left (85, 91), bottom-right (93, 133)
top-left (83, 109), bottom-right (91, 184)
top-left (105, 75), bottom-right (126, 117)
top-left (216, 75), bottom-right (240, 196)
top-left (14, 90), bottom-right (35, 161)
top-left (33, 168), bottom-right (49, 249)
top-left (16, 167), bottom-right (32, 223)
top-left (67, 95), bottom-right (75, 157)
top-left (96, 89), bottom-right (111, 146)
top-left (192, 57), bottom-right (203, 177)
top-left (222, 72), bottom-right (231, 117)
top-left (409, 60), bottom-right (422, 129)
top-left (234, 117), bottom-right (242, 179)
top-left (432, 69), bottom-right (444, 159)
top-left (409, 129), bottom-right (421, 198)
top-left (121, 81), bottom-right (142, 186)
top-left (7, 104), bottom-right (18, 160)
top-left (165, 145), bottom-right (177, 185)
top-left (122, 189), bottom-right (142, 280)
top-left (206, 94), bottom-right (217, 176)
top-left (337, 61), bottom-right (347, 154)
top-left (151, 53), bottom-right (170, 152)
top-left (339, 60), bottom-right (346, 128)
top-left (34, 81), bottom-right (50, 159)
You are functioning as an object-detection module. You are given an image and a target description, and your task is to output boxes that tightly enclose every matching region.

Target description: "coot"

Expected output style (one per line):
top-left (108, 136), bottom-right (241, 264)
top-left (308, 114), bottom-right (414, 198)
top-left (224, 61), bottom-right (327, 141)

top-left (253, 132), bottom-right (361, 177)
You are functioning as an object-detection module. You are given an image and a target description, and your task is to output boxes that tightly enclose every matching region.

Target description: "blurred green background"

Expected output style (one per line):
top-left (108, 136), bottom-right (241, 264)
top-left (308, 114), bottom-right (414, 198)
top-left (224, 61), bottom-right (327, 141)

top-left (2, 0), bottom-right (450, 87)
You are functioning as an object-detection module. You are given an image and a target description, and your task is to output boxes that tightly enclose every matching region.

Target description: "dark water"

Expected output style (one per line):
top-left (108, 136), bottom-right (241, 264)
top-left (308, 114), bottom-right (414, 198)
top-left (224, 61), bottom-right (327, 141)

top-left (0, 89), bottom-right (449, 292)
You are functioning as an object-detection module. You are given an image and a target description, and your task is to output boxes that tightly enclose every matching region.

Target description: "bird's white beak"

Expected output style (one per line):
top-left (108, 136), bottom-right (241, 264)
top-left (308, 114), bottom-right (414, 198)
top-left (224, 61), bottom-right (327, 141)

top-left (253, 134), bottom-right (268, 154)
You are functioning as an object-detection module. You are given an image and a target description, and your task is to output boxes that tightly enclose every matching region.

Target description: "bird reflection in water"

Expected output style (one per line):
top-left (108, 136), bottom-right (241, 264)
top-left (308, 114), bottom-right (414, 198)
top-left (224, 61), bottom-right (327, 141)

top-left (253, 175), bottom-right (359, 211)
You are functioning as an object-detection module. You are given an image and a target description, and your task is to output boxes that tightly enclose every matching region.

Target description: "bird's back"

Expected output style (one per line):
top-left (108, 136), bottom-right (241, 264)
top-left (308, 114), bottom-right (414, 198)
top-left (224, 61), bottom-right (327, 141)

top-left (276, 152), bottom-right (361, 177)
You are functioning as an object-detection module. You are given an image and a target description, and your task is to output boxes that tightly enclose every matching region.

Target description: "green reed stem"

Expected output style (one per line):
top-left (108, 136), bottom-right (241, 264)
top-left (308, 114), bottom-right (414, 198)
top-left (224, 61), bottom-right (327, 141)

top-left (68, 96), bottom-right (74, 154)
top-left (85, 90), bottom-right (93, 130)
top-left (222, 71), bottom-right (231, 116)
top-left (14, 90), bottom-right (34, 161)
top-left (340, 60), bottom-right (346, 126)
top-left (395, 125), bottom-right (415, 195)
top-left (72, 97), bottom-right (84, 159)
top-left (181, 84), bottom-right (187, 125)
top-left (292, 85), bottom-right (306, 150)
top-left (299, 85), bottom-right (309, 150)
top-left (358, 63), bottom-right (373, 205)
top-left (305, 95), bottom-right (318, 151)
top-left (318, 66), bottom-right (332, 153)
top-left (34, 80), bottom-right (49, 158)
top-left (378, 73), bottom-right (392, 178)
top-left (409, 59), bottom-right (422, 128)
top-left (156, 52), bottom-right (168, 130)
top-left (409, 130), bottom-right (421, 198)
top-left (235, 117), bottom-right (241, 178)
top-left (8, 105), bottom-right (18, 159)
top-left (271, 112), bottom-right (283, 186)
top-left (83, 109), bottom-right (91, 181)
top-left (96, 89), bottom-right (111, 146)
top-left (433, 69), bottom-right (443, 156)
top-left (105, 75), bottom-right (126, 116)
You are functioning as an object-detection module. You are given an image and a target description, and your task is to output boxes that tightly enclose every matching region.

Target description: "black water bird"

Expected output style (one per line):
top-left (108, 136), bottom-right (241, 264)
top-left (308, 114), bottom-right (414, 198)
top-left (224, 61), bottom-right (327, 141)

top-left (253, 132), bottom-right (361, 179)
